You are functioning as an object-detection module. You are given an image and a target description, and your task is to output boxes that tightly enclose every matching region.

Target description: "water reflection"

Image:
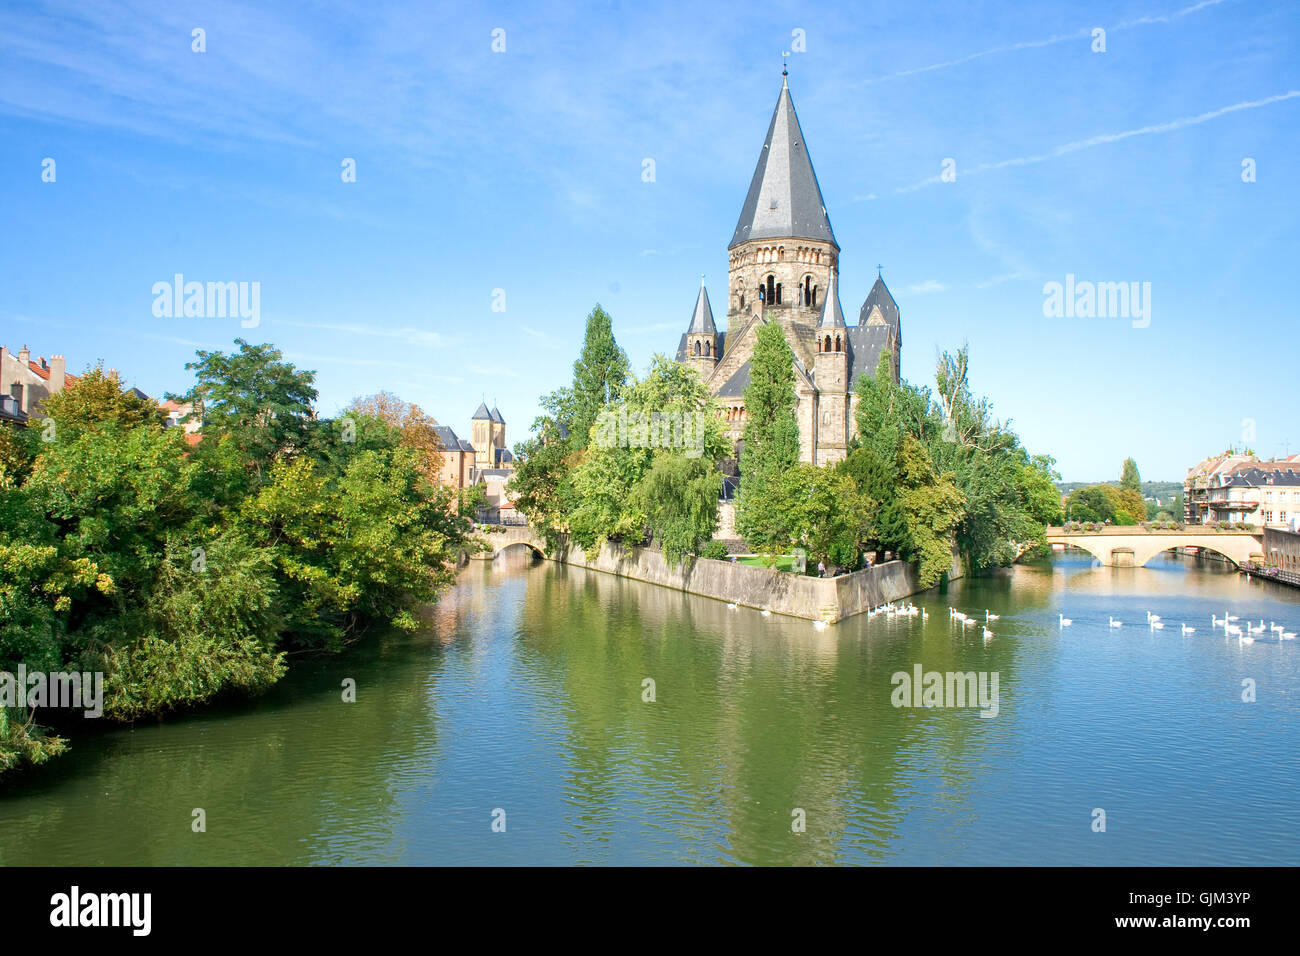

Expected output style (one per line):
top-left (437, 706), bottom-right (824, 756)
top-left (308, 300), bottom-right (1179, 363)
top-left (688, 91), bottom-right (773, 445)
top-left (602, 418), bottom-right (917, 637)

top-left (1, 553), bottom-right (1296, 865)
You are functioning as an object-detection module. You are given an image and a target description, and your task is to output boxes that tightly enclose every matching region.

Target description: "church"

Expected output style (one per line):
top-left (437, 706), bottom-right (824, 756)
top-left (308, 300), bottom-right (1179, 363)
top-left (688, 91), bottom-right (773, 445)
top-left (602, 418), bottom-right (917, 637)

top-left (674, 73), bottom-right (902, 467)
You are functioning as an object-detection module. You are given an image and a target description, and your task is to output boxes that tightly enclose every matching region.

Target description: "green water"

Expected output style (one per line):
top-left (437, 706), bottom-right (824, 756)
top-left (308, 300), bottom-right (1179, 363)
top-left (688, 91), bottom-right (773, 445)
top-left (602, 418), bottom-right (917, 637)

top-left (2, 552), bottom-right (1298, 865)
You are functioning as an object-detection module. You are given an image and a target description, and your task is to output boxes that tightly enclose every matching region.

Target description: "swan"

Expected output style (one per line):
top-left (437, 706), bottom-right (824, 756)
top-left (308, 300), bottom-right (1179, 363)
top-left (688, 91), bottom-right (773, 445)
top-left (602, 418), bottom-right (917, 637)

top-left (1226, 614), bottom-right (1239, 622)
top-left (812, 620), bottom-right (828, 631)
top-left (1146, 611), bottom-right (1161, 623)
top-left (1282, 632), bottom-right (1296, 640)
top-left (1247, 621), bottom-right (1264, 634)
top-left (982, 627), bottom-right (994, 639)
top-left (1109, 617), bottom-right (1123, 628)
top-left (1211, 615), bottom-right (1224, 628)
top-left (1240, 634), bottom-right (1255, 645)
top-left (921, 610), bottom-right (929, 621)
top-left (986, 610), bottom-right (1000, 622)
top-left (1226, 624), bottom-right (1243, 637)
top-left (964, 618), bottom-right (978, 628)
top-left (760, 609), bottom-right (771, 617)
top-left (1150, 621), bottom-right (1165, 630)
top-left (726, 603), bottom-right (737, 610)
top-left (1181, 624), bottom-right (1195, 635)
top-left (1059, 614), bottom-right (1072, 627)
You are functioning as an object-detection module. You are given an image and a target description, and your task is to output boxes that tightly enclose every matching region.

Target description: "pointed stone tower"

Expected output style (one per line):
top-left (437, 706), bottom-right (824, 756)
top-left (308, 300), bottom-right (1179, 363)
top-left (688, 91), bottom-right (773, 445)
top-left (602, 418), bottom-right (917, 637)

top-left (684, 280), bottom-right (719, 381)
top-left (727, 75), bottom-right (838, 327)
top-left (471, 401), bottom-right (494, 468)
top-left (814, 269), bottom-right (850, 465)
top-left (859, 275), bottom-right (902, 383)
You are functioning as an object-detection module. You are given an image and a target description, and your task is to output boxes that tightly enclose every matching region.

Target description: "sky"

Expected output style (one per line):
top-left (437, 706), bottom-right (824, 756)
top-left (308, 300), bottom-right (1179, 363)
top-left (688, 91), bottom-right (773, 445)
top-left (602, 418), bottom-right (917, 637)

top-left (1, 0), bottom-right (1297, 481)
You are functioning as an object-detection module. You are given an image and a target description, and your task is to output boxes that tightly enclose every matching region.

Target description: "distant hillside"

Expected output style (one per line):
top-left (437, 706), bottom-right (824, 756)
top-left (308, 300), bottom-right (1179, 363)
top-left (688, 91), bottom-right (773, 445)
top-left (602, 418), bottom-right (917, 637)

top-left (1057, 480), bottom-right (1183, 504)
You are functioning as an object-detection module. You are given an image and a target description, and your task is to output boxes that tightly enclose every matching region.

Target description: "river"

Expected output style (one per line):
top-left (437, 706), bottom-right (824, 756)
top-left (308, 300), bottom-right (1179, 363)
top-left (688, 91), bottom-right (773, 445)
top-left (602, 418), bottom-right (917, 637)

top-left (2, 552), bottom-right (1297, 865)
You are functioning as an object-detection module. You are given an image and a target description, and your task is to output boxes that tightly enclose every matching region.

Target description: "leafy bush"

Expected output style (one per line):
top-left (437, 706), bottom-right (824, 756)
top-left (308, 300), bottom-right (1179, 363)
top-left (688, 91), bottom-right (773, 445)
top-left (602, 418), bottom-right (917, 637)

top-left (699, 540), bottom-right (730, 560)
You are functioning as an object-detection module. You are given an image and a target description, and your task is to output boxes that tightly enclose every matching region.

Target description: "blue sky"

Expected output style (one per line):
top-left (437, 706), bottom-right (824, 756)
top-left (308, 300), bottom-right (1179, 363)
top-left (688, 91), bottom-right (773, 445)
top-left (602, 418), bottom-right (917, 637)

top-left (1, 0), bottom-right (1296, 481)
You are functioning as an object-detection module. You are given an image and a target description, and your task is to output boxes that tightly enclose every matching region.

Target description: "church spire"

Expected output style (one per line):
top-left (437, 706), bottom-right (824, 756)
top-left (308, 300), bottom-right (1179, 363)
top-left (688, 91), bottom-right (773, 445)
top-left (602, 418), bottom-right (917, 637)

top-left (687, 280), bottom-right (716, 334)
top-left (817, 267), bottom-right (847, 329)
top-left (728, 79), bottom-right (838, 251)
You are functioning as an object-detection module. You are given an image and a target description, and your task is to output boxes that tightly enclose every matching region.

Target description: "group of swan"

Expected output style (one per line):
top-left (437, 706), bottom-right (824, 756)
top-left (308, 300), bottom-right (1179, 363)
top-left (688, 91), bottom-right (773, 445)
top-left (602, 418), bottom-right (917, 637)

top-left (947, 607), bottom-right (995, 641)
top-left (1212, 612), bottom-right (1295, 644)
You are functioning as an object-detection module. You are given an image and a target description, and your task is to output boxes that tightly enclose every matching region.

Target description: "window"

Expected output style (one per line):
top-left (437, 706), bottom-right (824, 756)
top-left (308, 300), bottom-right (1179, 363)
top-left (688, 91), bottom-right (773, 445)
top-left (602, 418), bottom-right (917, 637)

top-left (776, 282), bottom-right (782, 305)
top-left (766, 275), bottom-right (775, 304)
top-left (1264, 511), bottom-right (1273, 524)
top-left (824, 335), bottom-right (832, 352)
top-left (835, 335), bottom-right (842, 352)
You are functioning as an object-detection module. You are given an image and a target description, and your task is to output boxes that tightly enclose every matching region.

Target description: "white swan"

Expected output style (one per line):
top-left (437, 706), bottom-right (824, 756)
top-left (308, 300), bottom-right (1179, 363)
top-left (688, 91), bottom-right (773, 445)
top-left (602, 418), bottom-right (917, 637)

top-left (1282, 632), bottom-right (1296, 640)
top-left (985, 610), bottom-right (1000, 622)
top-left (760, 609), bottom-right (771, 617)
top-left (1211, 615), bottom-right (1224, 628)
top-left (982, 627), bottom-right (994, 639)
top-left (1059, 614), bottom-right (1072, 628)
top-left (1181, 624), bottom-right (1195, 635)
top-left (726, 603), bottom-right (737, 610)
top-left (1109, 617), bottom-right (1123, 628)
top-left (1150, 620), bottom-right (1166, 630)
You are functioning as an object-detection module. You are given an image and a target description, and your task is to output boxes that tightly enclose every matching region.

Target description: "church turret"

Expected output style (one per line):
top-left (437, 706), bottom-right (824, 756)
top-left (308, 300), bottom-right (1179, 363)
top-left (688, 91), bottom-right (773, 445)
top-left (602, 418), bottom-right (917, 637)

top-left (684, 280), bottom-right (720, 380)
top-left (814, 268), bottom-right (849, 465)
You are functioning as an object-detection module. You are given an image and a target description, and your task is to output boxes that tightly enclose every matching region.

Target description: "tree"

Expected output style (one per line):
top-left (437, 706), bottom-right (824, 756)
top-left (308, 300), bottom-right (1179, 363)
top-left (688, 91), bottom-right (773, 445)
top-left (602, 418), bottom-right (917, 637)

top-left (1120, 457), bottom-right (1142, 492)
top-left (345, 391), bottom-right (444, 485)
top-left (774, 464), bottom-right (867, 571)
top-left (174, 339), bottom-right (318, 482)
top-left (569, 305), bottom-right (629, 451)
top-left (737, 320), bottom-right (801, 554)
top-left (39, 364), bottom-right (165, 436)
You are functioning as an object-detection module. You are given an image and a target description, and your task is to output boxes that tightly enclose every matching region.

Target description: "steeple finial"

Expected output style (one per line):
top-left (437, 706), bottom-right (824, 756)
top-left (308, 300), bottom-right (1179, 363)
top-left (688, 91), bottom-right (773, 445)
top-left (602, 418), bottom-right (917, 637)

top-left (877, 263), bottom-right (883, 278)
top-left (782, 51), bottom-right (789, 87)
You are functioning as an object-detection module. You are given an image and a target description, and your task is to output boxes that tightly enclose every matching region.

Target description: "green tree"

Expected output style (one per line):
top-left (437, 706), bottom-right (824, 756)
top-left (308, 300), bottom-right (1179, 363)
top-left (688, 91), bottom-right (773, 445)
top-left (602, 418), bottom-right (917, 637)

top-left (174, 339), bottom-right (318, 483)
top-left (737, 321), bottom-right (801, 554)
top-left (569, 305), bottom-right (629, 451)
top-left (1120, 457), bottom-right (1142, 493)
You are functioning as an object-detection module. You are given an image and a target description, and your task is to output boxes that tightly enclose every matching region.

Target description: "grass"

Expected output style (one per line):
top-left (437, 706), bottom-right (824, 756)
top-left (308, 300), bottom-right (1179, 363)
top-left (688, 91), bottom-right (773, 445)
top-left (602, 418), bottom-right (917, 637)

top-left (736, 555), bottom-right (800, 572)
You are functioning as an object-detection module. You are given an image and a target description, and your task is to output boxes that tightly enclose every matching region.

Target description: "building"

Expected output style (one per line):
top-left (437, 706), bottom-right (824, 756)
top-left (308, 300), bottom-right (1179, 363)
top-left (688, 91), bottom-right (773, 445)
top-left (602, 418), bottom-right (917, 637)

top-left (432, 403), bottom-right (516, 511)
top-left (0, 345), bottom-right (74, 423)
top-left (1184, 452), bottom-right (1300, 527)
top-left (471, 402), bottom-right (513, 469)
top-left (673, 74), bottom-right (902, 467)
top-left (1263, 526), bottom-right (1300, 586)
top-left (432, 423), bottom-right (477, 491)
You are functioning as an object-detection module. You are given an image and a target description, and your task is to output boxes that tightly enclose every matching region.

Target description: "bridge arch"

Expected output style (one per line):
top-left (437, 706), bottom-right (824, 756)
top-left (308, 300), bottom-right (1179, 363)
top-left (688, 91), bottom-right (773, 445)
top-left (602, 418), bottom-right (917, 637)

top-left (1043, 529), bottom-right (1262, 569)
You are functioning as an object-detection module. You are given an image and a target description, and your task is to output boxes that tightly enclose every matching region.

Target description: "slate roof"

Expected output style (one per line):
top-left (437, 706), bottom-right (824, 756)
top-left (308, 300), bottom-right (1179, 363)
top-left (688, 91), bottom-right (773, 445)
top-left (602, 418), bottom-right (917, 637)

top-left (1219, 467), bottom-right (1300, 487)
top-left (817, 269), bottom-right (846, 329)
top-left (717, 360), bottom-right (752, 398)
top-left (729, 81), bottom-right (838, 250)
top-left (471, 402), bottom-right (492, 420)
top-left (688, 283), bottom-right (716, 334)
top-left (490, 405), bottom-right (505, 424)
top-left (432, 424), bottom-right (465, 452)
top-left (844, 325), bottom-right (892, 389)
top-left (859, 276), bottom-right (900, 329)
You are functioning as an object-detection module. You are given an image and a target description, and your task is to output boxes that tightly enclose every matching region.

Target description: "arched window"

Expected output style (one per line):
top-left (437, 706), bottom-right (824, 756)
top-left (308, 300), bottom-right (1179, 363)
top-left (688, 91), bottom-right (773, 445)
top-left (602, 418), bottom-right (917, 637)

top-left (705, 340), bottom-right (712, 357)
top-left (758, 282), bottom-right (765, 303)
top-left (693, 340), bottom-right (701, 356)
top-left (775, 282), bottom-right (782, 305)
top-left (812, 286), bottom-right (818, 308)
top-left (766, 275), bottom-right (775, 304)
top-left (804, 276), bottom-right (812, 306)
top-left (824, 335), bottom-right (832, 352)
top-left (835, 335), bottom-right (842, 352)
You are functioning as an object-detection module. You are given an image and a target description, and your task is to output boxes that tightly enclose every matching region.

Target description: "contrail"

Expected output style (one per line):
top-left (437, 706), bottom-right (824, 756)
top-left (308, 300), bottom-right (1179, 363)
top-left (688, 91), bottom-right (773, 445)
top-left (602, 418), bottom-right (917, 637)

top-left (895, 89), bottom-right (1299, 192)
top-left (864, 0), bottom-right (1233, 84)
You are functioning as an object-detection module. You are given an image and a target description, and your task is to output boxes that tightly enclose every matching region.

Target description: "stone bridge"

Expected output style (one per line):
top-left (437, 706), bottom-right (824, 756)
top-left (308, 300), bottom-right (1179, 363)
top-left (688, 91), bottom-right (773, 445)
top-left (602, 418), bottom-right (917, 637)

top-left (1044, 526), bottom-right (1264, 568)
top-left (471, 524), bottom-right (548, 560)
